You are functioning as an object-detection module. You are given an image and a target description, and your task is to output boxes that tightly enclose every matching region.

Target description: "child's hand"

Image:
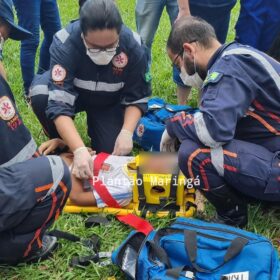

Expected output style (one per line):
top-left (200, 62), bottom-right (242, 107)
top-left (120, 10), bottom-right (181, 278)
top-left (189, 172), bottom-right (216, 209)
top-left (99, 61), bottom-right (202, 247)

top-left (39, 138), bottom-right (67, 155)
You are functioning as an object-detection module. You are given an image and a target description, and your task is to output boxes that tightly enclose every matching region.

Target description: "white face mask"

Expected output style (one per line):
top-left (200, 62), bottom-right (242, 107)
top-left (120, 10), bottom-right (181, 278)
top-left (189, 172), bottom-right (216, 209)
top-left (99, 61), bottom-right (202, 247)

top-left (179, 66), bottom-right (203, 89)
top-left (86, 49), bottom-right (116, 65)
top-left (82, 34), bottom-right (117, 65)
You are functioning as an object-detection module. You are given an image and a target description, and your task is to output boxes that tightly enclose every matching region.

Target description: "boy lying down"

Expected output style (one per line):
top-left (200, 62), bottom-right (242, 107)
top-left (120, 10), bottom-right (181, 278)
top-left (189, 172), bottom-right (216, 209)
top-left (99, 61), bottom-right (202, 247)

top-left (39, 139), bottom-right (178, 208)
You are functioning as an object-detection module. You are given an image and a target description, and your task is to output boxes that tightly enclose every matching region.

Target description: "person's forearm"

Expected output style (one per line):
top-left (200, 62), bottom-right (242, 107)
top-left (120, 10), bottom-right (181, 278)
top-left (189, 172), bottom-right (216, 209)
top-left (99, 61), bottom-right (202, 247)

top-left (178, 0), bottom-right (190, 15)
top-left (54, 115), bottom-right (85, 152)
top-left (177, 85), bottom-right (191, 105)
top-left (122, 106), bottom-right (142, 133)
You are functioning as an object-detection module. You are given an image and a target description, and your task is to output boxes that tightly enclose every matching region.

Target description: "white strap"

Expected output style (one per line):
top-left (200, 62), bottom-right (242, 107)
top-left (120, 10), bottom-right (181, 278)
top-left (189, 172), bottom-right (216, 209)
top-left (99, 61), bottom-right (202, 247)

top-left (222, 48), bottom-right (280, 89)
top-left (210, 146), bottom-right (224, 177)
top-left (43, 156), bottom-right (65, 199)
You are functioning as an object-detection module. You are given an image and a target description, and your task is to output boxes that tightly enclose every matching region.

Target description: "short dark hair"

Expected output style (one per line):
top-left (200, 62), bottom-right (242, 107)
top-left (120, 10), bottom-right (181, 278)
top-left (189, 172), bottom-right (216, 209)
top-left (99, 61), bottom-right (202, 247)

top-left (79, 0), bottom-right (87, 9)
top-left (80, 0), bottom-right (123, 35)
top-left (167, 16), bottom-right (217, 55)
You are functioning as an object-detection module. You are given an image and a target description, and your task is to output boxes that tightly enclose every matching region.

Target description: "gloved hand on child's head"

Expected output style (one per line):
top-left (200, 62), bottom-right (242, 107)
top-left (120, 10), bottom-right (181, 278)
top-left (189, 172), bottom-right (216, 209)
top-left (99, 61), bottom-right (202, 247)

top-left (72, 147), bottom-right (93, 180)
top-left (160, 129), bottom-right (177, 152)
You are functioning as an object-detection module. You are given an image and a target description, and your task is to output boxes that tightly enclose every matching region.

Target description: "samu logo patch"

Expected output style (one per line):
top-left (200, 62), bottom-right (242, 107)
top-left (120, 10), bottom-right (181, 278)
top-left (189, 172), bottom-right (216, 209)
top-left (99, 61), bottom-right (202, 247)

top-left (136, 123), bottom-right (145, 137)
top-left (112, 52), bottom-right (128, 69)
top-left (0, 96), bottom-right (16, 121)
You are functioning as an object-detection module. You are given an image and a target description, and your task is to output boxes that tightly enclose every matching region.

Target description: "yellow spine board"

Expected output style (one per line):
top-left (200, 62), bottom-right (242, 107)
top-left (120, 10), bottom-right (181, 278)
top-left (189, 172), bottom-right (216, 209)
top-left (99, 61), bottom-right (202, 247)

top-left (64, 186), bottom-right (196, 217)
top-left (64, 201), bottom-right (195, 217)
top-left (64, 155), bottom-right (196, 217)
top-left (132, 173), bottom-right (187, 206)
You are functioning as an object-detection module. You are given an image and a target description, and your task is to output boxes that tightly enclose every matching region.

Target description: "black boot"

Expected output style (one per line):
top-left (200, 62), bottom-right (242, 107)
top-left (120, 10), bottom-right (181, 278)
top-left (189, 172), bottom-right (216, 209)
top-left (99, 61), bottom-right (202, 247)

top-left (202, 184), bottom-right (248, 228)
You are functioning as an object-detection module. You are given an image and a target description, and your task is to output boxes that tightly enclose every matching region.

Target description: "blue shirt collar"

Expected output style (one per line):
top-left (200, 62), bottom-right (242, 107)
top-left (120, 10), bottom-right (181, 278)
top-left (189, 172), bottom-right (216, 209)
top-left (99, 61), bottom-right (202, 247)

top-left (207, 42), bottom-right (236, 70)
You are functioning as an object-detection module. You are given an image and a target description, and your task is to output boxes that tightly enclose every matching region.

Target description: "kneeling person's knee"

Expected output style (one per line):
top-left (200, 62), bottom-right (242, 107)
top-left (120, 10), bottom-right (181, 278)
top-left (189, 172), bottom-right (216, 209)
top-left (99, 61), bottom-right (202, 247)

top-left (178, 139), bottom-right (202, 178)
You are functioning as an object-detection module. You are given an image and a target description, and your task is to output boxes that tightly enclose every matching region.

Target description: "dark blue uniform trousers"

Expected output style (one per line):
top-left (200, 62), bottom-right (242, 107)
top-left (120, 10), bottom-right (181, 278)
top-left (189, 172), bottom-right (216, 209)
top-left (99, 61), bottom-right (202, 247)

top-left (0, 156), bottom-right (71, 264)
top-left (178, 138), bottom-right (280, 202)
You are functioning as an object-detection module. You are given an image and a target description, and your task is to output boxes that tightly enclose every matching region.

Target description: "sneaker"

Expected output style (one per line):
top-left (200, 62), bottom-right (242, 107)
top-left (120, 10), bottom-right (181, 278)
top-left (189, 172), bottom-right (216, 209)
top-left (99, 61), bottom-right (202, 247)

top-left (24, 95), bottom-right (32, 108)
top-left (24, 234), bottom-right (58, 264)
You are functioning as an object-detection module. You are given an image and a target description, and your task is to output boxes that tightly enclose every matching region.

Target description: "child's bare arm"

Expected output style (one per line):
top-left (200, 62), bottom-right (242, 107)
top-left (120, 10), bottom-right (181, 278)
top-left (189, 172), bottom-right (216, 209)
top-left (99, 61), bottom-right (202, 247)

top-left (39, 138), bottom-right (95, 157)
top-left (69, 175), bottom-right (97, 206)
top-left (50, 151), bottom-right (97, 206)
top-left (39, 139), bottom-right (96, 206)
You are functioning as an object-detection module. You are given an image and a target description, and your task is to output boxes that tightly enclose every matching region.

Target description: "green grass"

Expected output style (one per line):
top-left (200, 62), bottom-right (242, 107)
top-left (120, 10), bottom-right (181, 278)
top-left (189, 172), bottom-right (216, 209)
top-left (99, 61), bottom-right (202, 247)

top-left (1, 1), bottom-right (279, 279)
